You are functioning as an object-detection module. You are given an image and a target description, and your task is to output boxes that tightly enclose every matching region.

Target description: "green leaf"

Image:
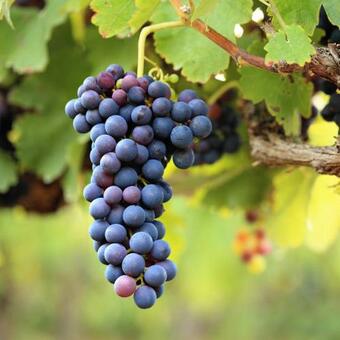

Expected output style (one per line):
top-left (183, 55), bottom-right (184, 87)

top-left (271, 0), bottom-right (322, 35)
top-left (239, 68), bottom-right (313, 135)
top-left (191, 0), bottom-right (219, 20)
top-left (152, 0), bottom-right (252, 82)
top-left (63, 0), bottom-right (91, 12)
top-left (90, 0), bottom-right (135, 38)
top-left (85, 28), bottom-right (138, 74)
top-left (0, 149), bottom-right (18, 193)
top-left (204, 167), bottom-right (273, 209)
top-left (0, 0), bottom-right (14, 27)
top-left (9, 25), bottom-right (91, 182)
top-left (268, 169), bottom-right (316, 248)
top-left (323, 0), bottom-right (340, 26)
top-left (265, 25), bottom-right (315, 66)
top-left (0, 1), bottom-right (67, 74)
top-left (305, 175), bottom-right (340, 252)
top-left (129, 0), bottom-right (160, 33)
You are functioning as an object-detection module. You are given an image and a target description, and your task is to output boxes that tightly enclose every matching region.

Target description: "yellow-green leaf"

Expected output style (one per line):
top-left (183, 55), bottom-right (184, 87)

top-left (129, 0), bottom-right (160, 33)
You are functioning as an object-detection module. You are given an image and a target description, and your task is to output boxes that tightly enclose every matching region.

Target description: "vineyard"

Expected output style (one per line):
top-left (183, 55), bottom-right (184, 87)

top-left (0, 0), bottom-right (340, 338)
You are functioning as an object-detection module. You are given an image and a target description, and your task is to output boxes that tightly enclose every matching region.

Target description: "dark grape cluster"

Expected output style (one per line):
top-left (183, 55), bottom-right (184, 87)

top-left (321, 93), bottom-right (340, 128)
top-left (318, 6), bottom-right (340, 44)
top-left (64, 64), bottom-right (212, 308)
top-left (193, 103), bottom-right (241, 165)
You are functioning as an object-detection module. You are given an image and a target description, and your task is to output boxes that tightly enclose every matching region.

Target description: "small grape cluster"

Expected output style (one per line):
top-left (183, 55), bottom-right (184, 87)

top-left (193, 103), bottom-right (241, 165)
top-left (64, 64), bottom-right (212, 308)
top-left (321, 93), bottom-right (340, 129)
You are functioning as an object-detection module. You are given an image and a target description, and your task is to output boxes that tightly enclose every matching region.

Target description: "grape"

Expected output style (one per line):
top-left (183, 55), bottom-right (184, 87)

top-left (89, 198), bottom-right (111, 219)
top-left (114, 275), bottom-right (137, 297)
top-left (83, 76), bottom-right (100, 91)
top-left (99, 98), bottom-right (119, 119)
top-left (106, 64), bottom-right (124, 80)
top-left (144, 209), bottom-right (156, 222)
top-left (93, 241), bottom-right (102, 252)
top-left (128, 86), bottom-right (146, 104)
top-left (152, 97), bottom-right (172, 116)
top-left (132, 125), bottom-right (154, 145)
top-left (152, 117), bottom-right (175, 139)
top-left (170, 125), bottom-right (193, 149)
top-left (158, 180), bottom-right (173, 202)
top-left (151, 240), bottom-right (171, 260)
top-left (189, 98), bottom-right (208, 116)
top-left (154, 204), bottom-right (165, 218)
top-left (89, 220), bottom-right (109, 242)
top-left (144, 265), bottom-right (167, 287)
top-left (107, 205), bottom-right (124, 224)
top-left (190, 115), bottom-right (212, 138)
top-left (137, 75), bottom-right (153, 90)
top-left (92, 166), bottom-right (114, 188)
top-left (65, 99), bottom-right (77, 118)
top-left (178, 89), bottom-right (198, 103)
top-left (154, 285), bottom-right (164, 298)
top-left (73, 114), bottom-right (91, 133)
top-left (147, 81), bottom-right (171, 99)
top-left (100, 152), bottom-right (121, 174)
top-left (83, 183), bottom-right (103, 202)
top-left (121, 75), bottom-right (139, 91)
top-left (112, 89), bottom-right (128, 106)
top-left (95, 134), bottom-right (116, 155)
top-left (105, 115), bottom-right (128, 138)
top-left (81, 90), bottom-right (101, 109)
top-left (123, 186), bottom-right (141, 204)
top-left (153, 221), bottom-right (166, 239)
top-left (115, 139), bottom-right (138, 162)
top-left (105, 224), bottom-right (127, 243)
top-left (122, 253), bottom-right (145, 277)
top-left (73, 98), bottom-right (86, 114)
top-left (90, 147), bottom-right (101, 165)
top-left (114, 167), bottom-right (138, 189)
top-left (123, 205), bottom-right (145, 227)
top-left (129, 232), bottom-right (153, 254)
top-left (148, 140), bottom-right (167, 160)
top-left (105, 264), bottom-right (123, 283)
top-left (142, 160), bottom-right (164, 181)
top-left (158, 260), bottom-right (177, 281)
top-left (131, 105), bottom-right (152, 125)
top-left (224, 133), bottom-right (241, 153)
top-left (90, 123), bottom-right (106, 142)
top-left (135, 144), bottom-right (149, 164)
top-left (97, 244), bottom-right (109, 264)
top-left (97, 71), bottom-right (115, 90)
top-left (119, 104), bottom-right (134, 122)
top-left (171, 102), bottom-right (192, 122)
top-left (103, 186), bottom-right (122, 205)
top-left (141, 184), bottom-right (164, 208)
top-left (173, 148), bottom-right (194, 169)
top-left (136, 222), bottom-right (158, 241)
top-left (77, 85), bottom-right (86, 97)
top-left (133, 286), bottom-right (156, 309)
top-left (104, 243), bottom-right (127, 265)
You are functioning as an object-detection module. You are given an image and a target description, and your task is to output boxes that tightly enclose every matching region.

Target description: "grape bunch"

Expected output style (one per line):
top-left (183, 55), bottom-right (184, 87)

top-left (64, 64), bottom-right (212, 308)
top-left (193, 103), bottom-right (241, 165)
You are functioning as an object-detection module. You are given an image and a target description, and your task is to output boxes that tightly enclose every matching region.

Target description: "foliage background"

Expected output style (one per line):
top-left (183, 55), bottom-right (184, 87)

top-left (0, 1), bottom-right (340, 339)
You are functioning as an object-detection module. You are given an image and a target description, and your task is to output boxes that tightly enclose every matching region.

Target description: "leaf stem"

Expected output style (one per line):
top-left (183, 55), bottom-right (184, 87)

top-left (137, 21), bottom-right (184, 77)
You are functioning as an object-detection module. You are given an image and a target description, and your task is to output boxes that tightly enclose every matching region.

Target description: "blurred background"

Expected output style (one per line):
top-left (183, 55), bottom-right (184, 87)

top-left (1, 1), bottom-right (340, 339)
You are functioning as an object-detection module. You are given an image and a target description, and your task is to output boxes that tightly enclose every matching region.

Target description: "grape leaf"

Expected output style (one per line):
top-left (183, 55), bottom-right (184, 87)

top-left (239, 68), bottom-right (313, 135)
top-left (9, 25), bottom-right (91, 182)
top-left (129, 0), bottom-right (160, 33)
top-left (90, 0), bottom-right (135, 38)
top-left (204, 167), bottom-right (273, 209)
top-left (265, 25), bottom-right (315, 66)
top-left (305, 175), bottom-right (340, 252)
top-left (323, 0), bottom-right (340, 26)
top-left (268, 169), bottom-right (316, 248)
top-left (152, 0), bottom-right (252, 82)
top-left (0, 1), bottom-right (67, 74)
top-left (0, 149), bottom-right (18, 193)
top-left (271, 0), bottom-right (322, 35)
top-left (191, 0), bottom-right (219, 20)
top-left (0, 0), bottom-right (14, 27)
top-left (85, 28), bottom-right (138, 74)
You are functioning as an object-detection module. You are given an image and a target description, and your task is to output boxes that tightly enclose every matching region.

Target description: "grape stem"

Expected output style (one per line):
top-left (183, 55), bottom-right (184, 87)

top-left (207, 81), bottom-right (240, 106)
top-left (137, 21), bottom-right (184, 77)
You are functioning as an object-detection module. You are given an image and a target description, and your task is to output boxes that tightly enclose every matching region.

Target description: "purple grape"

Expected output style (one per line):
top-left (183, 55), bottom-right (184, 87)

top-left (112, 89), bottom-right (127, 106)
top-left (133, 286), bottom-right (156, 309)
top-left (131, 105), bottom-right (152, 125)
top-left (103, 185), bottom-right (123, 205)
top-left (132, 125), bottom-right (154, 145)
top-left (115, 139), bottom-right (138, 162)
top-left (144, 265), bottom-right (167, 287)
top-left (148, 81), bottom-right (171, 99)
top-left (114, 275), bottom-right (136, 297)
top-left (123, 205), bottom-right (145, 227)
top-left (107, 205), bottom-right (124, 224)
top-left (106, 64), bottom-right (124, 80)
top-left (152, 117), bottom-right (175, 139)
top-left (104, 243), bottom-right (127, 265)
top-left (121, 75), bottom-right (139, 91)
top-left (151, 240), bottom-right (171, 260)
top-left (99, 98), bottom-right (119, 119)
top-left (94, 134), bottom-right (116, 155)
top-left (122, 253), bottom-right (145, 277)
top-left (188, 98), bottom-right (208, 116)
top-left (83, 183), bottom-right (103, 202)
top-left (100, 152), bottom-right (121, 174)
top-left (114, 167), bottom-right (138, 189)
top-left (65, 99), bottom-right (77, 118)
top-left (152, 97), bottom-right (172, 116)
top-left (178, 89), bottom-right (198, 103)
top-left (80, 90), bottom-right (101, 109)
top-left (105, 115), bottom-right (128, 138)
top-left (89, 197), bottom-right (111, 219)
top-left (128, 86), bottom-right (146, 104)
top-left (73, 114), bottom-right (91, 133)
top-left (141, 184), bottom-right (164, 208)
top-left (105, 224), bottom-right (127, 243)
top-left (129, 232), bottom-right (153, 254)
top-left (89, 220), bottom-right (109, 242)
top-left (123, 186), bottom-right (141, 204)
top-left (97, 71), bottom-right (115, 90)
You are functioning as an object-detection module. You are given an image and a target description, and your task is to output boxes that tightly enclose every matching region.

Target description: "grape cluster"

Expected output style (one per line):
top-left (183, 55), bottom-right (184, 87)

top-left (193, 104), bottom-right (241, 165)
top-left (318, 6), bottom-right (340, 44)
top-left (64, 64), bottom-right (212, 308)
top-left (321, 93), bottom-right (340, 129)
